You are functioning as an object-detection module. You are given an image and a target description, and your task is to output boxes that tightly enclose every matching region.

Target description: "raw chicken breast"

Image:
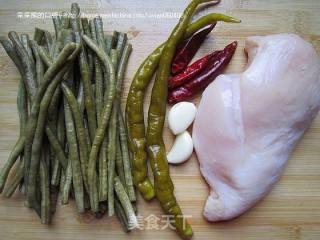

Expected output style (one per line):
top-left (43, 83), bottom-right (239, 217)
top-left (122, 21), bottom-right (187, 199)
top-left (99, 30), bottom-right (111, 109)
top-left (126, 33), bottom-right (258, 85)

top-left (192, 34), bottom-right (320, 221)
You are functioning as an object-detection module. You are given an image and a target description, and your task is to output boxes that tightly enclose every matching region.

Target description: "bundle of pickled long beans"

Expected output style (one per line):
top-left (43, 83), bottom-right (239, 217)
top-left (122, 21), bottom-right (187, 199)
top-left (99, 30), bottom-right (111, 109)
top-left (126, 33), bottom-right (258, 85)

top-left (0, 3), bottom-right (136, 231)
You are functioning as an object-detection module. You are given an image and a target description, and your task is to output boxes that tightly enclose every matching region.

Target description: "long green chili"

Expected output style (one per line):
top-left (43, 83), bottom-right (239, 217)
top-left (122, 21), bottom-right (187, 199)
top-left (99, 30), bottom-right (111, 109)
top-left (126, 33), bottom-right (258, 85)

top-left (146, 0), bottom-right (216, 237)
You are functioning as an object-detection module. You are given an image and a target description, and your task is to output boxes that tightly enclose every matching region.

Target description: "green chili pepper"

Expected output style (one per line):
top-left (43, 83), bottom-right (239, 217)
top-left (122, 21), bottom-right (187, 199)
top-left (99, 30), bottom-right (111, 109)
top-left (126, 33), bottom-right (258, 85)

top-left (184, 13), bottom-right (240, 36)
top-left (146, 0), bottom-right (220, 238)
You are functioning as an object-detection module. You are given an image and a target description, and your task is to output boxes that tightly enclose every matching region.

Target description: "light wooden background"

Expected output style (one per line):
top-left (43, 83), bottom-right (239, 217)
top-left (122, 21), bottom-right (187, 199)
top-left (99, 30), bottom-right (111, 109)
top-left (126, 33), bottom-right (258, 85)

top-left (0, 0), bottom-right (320, 239)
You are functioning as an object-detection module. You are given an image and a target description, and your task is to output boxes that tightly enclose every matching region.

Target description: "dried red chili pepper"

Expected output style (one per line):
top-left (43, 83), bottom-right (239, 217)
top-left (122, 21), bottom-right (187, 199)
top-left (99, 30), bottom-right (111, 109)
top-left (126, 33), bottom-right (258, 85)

top-left (171, 23), bottom-right (216, 75)
top-left (168, 41), bottom-right (237, 104)
top-left (168, 50), bottom-right (220, 89)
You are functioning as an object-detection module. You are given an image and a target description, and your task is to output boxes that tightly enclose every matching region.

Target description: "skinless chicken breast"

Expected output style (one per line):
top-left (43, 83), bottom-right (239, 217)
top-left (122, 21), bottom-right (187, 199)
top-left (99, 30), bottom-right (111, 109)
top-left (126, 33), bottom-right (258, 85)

top-left (192, 34), bottom-right (320, 221)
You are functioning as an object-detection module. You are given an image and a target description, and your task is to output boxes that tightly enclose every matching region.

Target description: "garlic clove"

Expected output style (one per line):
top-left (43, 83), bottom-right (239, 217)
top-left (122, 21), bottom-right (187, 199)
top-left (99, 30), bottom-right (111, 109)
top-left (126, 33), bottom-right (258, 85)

top-left (167, 131), bottom-right (194, 164)
top-left (168, 102), bottom-right (197, 135)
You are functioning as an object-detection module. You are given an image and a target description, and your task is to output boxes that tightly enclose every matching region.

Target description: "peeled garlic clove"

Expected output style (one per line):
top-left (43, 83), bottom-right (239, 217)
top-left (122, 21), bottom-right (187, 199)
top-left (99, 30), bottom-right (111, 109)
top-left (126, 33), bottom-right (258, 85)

top-left (168, 102), bottom-right (197, 135)
top-left (167, 131), bottom-right (193, 164)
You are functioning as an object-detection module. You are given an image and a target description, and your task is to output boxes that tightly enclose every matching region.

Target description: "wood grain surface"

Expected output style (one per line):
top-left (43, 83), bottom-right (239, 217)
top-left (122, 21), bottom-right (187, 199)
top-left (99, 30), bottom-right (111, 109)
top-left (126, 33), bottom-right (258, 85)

top-left (0, 0), bottom-right (320, 239)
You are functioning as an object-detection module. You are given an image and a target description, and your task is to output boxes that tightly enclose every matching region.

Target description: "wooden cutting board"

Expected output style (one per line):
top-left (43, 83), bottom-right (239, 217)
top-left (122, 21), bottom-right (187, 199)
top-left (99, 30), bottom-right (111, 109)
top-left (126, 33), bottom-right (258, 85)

top-left (0, 0), bottom-right (320, 239)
